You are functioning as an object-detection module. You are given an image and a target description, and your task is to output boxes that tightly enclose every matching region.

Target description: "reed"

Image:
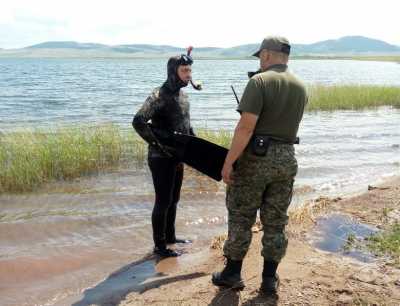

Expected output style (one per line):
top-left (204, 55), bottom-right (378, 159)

top-left (351, 55), bottom-right (400, 63)
top-left (307, 85), bottom-right (400, 111)
top-left (0, 124), bottom-right (132, 193)
top-left (2, 84), bottom-right (400, 193)
top-left (196, 129), bottom-right (232, 148)
top-left (0, 125), bottom-right (233, 193)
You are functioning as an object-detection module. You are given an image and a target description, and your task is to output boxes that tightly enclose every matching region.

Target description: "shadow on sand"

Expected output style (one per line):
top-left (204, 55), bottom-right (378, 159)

top-left (71, 253), bottom-right (206, 306)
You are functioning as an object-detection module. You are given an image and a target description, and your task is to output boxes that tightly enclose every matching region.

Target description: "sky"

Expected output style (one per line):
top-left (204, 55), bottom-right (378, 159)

top-left (1, 0), bottom-right (399, 49)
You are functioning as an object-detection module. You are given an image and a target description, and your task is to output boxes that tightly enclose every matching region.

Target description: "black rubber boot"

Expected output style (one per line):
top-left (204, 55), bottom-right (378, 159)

top-left (212, 258), bottom-right (244, 289)
top-left (260, 260), bottom-right (280, 294)
top-left (153, 246), bottom-right (180, 258)
top-left (260, 274), bottom-right (280, 294)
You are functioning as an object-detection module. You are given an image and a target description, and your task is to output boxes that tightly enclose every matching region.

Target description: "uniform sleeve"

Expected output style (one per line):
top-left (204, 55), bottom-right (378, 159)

top-left (237, 78), bottom-right (263, 116)
top-left (132, 91), bottom-right (160, 145)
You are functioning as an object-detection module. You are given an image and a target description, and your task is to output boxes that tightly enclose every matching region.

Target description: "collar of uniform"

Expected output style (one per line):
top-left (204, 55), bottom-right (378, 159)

top-left (264, 64), bottom-right (288, 72)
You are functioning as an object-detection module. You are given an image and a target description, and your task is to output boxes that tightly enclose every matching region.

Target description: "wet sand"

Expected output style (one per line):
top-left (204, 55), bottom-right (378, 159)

top-left (120, 178), bottom-right (400, 306)
top-left (1, 169), bottom-right (399, 305)
top-left (0, 167), bottom-right (229, 306)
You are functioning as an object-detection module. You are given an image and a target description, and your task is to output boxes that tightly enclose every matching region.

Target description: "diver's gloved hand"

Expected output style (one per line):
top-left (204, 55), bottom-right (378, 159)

top-left (144, 131), bottom-right (174, 157)
top-left (152, 140), bottom-right (175, 158)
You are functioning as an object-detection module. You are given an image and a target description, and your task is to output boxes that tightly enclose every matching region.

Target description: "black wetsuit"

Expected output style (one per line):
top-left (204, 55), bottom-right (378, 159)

top-left (132, 56), bottom-right (194, 250)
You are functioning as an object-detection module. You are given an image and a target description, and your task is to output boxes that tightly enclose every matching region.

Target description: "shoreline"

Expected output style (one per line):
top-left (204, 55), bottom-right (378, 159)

top-left (114, 177), bottom-right (400, 306)
top-left (0, 56), bottom-right (399, 63)
top-left (1, 174), bottom-right (399, 305)
top-left (2, 103), bottom-right (400, 194)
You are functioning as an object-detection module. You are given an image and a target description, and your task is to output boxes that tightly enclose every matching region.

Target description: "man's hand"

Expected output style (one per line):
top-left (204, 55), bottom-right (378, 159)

top-left (222, 161), bottom-right (234, 185)
top-left (221, 112), bottom-right (258, 184)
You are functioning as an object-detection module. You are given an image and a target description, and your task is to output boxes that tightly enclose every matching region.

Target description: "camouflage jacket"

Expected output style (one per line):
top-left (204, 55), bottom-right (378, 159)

top-left (132, 87), bottom-right (194, 158)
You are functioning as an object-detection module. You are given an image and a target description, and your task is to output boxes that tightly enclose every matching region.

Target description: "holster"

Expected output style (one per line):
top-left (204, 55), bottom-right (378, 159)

top-left (250, 135), bottom-right (300, 156)
top-left (250, 135), bottom-right (271, 156)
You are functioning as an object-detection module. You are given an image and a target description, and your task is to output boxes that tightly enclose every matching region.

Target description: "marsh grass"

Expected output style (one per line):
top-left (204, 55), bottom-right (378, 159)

top-left (0, 125), bottom-right (232, 193)
top-left (0, 124), bottom-right (128, 193)
top-left (307, 85), bottom-right (400, 111)
top-left (351, 55), bottom-right (400, 63)
top-left (2, 84), bottom-right (400, 193)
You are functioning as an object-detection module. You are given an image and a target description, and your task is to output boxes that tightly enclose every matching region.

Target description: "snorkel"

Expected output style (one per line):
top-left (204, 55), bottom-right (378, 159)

top-left (186, 46), bottom-right (202, 91)
top-left (162, 46), bottom-right (203, 94)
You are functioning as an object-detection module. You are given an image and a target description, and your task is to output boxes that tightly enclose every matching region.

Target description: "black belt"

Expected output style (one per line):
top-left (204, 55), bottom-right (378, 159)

top-left (249, 135), bottom-right (299, 156)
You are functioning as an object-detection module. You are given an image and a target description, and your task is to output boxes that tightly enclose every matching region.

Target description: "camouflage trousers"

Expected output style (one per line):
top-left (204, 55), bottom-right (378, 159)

top-left (223, 144), bottom-right (298, 263)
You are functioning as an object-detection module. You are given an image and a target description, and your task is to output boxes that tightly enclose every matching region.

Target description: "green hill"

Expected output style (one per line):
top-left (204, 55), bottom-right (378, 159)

top-left (1, 36), bottom-right (399, 58)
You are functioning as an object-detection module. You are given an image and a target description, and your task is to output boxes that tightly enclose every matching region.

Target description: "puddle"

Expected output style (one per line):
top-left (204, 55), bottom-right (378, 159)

top-left (309, 213), bottom-right (379, 262)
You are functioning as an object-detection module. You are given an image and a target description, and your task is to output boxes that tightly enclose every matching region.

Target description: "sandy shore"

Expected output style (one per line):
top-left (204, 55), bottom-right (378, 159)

top-left (71, 178), bottom-right (400, 306)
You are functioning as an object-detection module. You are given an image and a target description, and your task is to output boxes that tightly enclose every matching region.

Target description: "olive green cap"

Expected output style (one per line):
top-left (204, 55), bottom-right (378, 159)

top-left (252, 36), bottom-right (291, 57)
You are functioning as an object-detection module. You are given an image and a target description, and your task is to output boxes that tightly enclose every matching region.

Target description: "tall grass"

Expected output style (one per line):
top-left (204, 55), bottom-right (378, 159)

top-left (307, 85), bottom-right (400, 111)
top-left (293, 55), bottom-right (400, 63)
top-left (351, 56), bottom-right (400, 63)
top-left (0, 125), bottom-right (230, 193)
top-left (0, 124), bottom-right (144, 193)
top-left (2, 85), bottom-right (400, 193)
top-left (196, 129), bottom-right (232, 148)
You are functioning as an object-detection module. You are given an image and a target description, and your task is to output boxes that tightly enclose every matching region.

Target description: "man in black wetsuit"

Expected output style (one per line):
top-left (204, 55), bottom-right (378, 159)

top-left (132, 50), bottom-right (200, 257)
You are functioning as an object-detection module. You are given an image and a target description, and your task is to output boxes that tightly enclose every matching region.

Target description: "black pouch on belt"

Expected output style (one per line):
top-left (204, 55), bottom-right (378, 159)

top-left (250, 135), bottom-right (271, 156)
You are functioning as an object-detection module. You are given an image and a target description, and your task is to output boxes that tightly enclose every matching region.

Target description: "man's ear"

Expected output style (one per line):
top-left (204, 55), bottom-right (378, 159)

top-left (263, 50), bottom-right (270, 61)
top-left (259, 49), bottom-right (265, 62)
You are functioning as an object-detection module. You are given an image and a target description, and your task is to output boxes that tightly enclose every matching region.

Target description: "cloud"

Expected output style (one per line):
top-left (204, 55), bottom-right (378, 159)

top-left (0, 5), bottom-right (14, 24)
top-left (0, 0), bottom-right (399, 49)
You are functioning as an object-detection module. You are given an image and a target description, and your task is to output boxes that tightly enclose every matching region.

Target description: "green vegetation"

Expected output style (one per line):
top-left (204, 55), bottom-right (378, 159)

top-left (2, 84), bottom-right (400, 193)
top-left (366, 223), bottom-right (400, 267)
top-left (343, 233), bottom-right (357, 252)
top-left (351, 55), bottom-right (400, 63)
top-left (307, 85), bottom-right (400, 111)
top-left (0, 124), bottom-right (141, 193)
top-left (196, 129), bottom-right (232, 148)
top-left (291, 55), bottom-right (400, 63)
top-left (0, 125), bottom-right (231, 193)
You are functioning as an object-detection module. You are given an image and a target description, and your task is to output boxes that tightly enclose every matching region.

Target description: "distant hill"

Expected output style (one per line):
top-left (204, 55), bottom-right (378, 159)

top-left (26, 41), bottom-right (110, 49)
top-left (1, 36), bottom-right (400, 58)
top-left (110, 44), bottom-right (184, 54)
top-left (293, 36), bottom-right (400, 54)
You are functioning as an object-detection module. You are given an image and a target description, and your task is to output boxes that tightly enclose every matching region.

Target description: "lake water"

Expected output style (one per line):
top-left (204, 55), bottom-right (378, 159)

top-left (0, 58), bottom-right (400, 305)
top-left (1, 58), bottom-right (399, 193)
top-left (1, 58), bottom-right (400, 130)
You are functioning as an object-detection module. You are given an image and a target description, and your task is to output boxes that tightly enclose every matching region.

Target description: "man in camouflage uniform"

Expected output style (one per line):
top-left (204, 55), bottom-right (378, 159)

top-left (133, 52), bottom-right (199, 258)
top-left (212, 36), bottom-right (308, 294)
